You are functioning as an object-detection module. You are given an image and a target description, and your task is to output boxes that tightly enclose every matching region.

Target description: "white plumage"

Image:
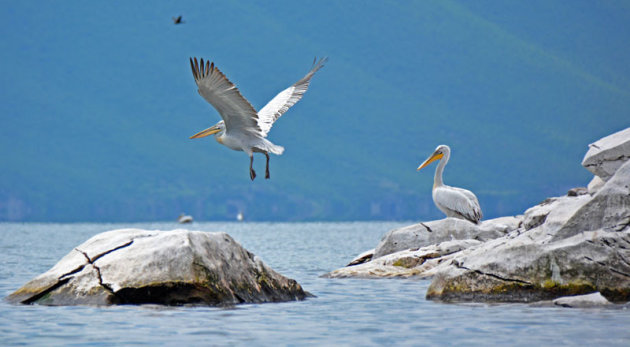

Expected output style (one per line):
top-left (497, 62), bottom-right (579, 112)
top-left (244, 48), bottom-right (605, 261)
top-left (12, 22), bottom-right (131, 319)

top-left (417, 145), bottom-right (483, 224)
top-left (189, 57), bottom-right (327, 180)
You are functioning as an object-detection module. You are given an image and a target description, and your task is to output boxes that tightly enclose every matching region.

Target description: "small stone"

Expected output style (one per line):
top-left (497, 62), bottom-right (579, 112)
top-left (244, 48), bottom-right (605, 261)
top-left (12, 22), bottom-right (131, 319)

top-left (553, 292), bottom-right (611, 308)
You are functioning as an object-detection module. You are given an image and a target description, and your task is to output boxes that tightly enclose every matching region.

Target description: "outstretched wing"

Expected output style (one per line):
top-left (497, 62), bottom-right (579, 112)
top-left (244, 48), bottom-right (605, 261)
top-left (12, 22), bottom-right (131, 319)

top-left (190, 57), bottom-right (261, 135)
top-left (434, 186), bottom-right (483, 223)
top-left (257, 57), bottom-right (327, 137)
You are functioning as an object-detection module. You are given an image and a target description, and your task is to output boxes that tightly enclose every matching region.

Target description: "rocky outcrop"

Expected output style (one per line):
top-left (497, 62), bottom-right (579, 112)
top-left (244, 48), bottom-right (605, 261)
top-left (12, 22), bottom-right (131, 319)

top-left (425, 159), bottom-right (630, 303)
top-left (373, 216), bottom-right (521, 259)
top-left (327, 128), bottom-right (630, 305)
top-left (6, 229), bottom-right (307, 306)
top-left (582, 127), bottom-right (630, 181)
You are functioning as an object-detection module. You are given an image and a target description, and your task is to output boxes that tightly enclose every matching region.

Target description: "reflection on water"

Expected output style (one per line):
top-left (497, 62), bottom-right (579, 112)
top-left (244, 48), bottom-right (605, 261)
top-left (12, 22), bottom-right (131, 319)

top-left (1, 222), bottom-right (629, 346)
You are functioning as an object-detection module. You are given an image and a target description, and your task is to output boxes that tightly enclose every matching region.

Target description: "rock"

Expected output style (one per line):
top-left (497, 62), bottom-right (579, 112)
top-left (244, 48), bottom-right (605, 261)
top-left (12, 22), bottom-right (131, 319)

top-left (324, 239), bottom-right (482, 279)
top-left (552, 159), bottom-right (630, 241)
top-left (553, 292), bottom-right (612, 308)
top-left (6, 229), bottom-right (307, 306)
top-left (587, 176), bottom-right (605, 194)
top-left (425, 221), bottom-right (630, 303)
top-left (373, 216), bottom-right (520, 259)
top-left (426, 160), bottom-right (630, 303)
top-left (323, 127), bottom-right (630, 305)
top-left (567, 187), bottom-right (588, 197)
top-left (521, 195), bottom-right (591, 233)
top-left (582, 127), bottom-right (630, 181)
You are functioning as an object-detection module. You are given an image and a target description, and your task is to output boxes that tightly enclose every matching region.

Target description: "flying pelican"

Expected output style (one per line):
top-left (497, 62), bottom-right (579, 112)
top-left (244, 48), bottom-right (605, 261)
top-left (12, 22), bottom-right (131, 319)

top-left (172, 15), bottom-right (184, 24)
top-left (417, 145), bottom-right (483, 224)
top-left (188, 57), bottom-right (327, 180)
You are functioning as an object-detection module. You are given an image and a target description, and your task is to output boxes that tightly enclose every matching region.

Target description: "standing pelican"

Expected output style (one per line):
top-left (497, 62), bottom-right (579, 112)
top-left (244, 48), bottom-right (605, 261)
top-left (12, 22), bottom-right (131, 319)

top-left (417, 145), bottom-right (483, 224)
top-left (189, 57), bottom-right (327, 180)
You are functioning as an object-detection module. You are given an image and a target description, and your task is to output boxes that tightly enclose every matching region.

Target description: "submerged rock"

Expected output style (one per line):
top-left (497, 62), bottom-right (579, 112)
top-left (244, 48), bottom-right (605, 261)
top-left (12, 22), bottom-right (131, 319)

top-left (6, 229), bottom-right (307, 306)
top-left (553, 292), bottom-right (611, 308)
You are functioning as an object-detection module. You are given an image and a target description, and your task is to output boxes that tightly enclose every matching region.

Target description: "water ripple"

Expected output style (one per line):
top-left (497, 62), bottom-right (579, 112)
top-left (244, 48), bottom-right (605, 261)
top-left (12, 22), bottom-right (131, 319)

top-left (1, 222), bottom-right (629, 346)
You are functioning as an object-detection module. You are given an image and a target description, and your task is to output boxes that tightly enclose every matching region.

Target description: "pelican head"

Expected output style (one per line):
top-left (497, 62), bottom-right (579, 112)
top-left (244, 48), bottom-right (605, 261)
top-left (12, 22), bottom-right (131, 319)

top-left (190, 120), bottom-right (225, 139)
top-left (417, 144), bottom-right (450, 171)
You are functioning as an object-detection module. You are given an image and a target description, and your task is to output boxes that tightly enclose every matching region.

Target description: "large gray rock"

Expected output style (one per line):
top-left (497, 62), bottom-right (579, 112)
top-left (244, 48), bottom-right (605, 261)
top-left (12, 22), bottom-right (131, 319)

top-left (582, 127), bottom-right (630, 181)
top-left (325, 128), bottom-right (630, 305)
top-left (6, 229), bottom-right (307, 306)
top-left (373, 216), bottom-right (521, 259)
top-left (425, 227), bottom-right (630, 303)
top-left (424, 132), bottom-right (630, 304)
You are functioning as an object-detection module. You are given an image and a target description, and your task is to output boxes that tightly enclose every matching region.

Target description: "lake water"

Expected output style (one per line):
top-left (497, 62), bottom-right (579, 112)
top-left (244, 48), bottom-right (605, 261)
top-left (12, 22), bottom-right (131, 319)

top-left (1, 222), bottom-right (629, 346)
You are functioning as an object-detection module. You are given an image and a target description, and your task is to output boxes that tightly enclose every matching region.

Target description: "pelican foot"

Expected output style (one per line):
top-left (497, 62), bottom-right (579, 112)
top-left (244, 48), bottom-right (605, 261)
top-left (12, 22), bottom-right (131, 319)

top-left (250, 169), bottom-right (256, 181)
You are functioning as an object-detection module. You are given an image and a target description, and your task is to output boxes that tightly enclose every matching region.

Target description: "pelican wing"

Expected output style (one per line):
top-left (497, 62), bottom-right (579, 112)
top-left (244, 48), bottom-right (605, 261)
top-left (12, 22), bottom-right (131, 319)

top-left (257, 57), bottom-right (327, 137)
top-left (434, 186), bottom-right (483, 223)
top-left (190, 57), bottom-right (261, 135)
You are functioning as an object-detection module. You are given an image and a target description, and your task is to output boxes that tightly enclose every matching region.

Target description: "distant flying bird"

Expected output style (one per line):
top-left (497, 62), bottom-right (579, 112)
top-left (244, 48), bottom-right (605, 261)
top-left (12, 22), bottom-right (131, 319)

top-left (172, 16), bottom-right (184, 24)
top-left (417, 145), bottom-right (483, 224)
top-left (188, 57), bottom-right (327, 180)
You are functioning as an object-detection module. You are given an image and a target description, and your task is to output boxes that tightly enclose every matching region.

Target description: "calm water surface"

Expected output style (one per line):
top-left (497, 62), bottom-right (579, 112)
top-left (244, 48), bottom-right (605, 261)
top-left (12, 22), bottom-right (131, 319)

top-left (1, 222), bottom-right (629, 346)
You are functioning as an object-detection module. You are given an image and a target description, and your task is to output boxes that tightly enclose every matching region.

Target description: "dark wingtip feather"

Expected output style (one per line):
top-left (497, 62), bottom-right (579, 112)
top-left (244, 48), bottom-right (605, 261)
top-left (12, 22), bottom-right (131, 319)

top-left (193, 57), bottom-right (200, 80)
top-left (189, 57), bottom-right (198, 80)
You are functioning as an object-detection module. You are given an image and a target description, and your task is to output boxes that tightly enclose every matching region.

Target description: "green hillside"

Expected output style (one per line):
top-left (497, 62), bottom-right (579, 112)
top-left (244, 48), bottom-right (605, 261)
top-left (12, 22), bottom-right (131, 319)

top-left (1, 1), bottom-right (628, 221)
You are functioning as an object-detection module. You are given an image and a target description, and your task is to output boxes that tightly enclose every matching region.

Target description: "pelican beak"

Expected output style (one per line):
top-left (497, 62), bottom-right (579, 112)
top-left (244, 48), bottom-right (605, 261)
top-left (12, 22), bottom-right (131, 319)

top-left (417, 152), bottom-right (443, 171)
top-left (190, 125), bottom-right (221, 139)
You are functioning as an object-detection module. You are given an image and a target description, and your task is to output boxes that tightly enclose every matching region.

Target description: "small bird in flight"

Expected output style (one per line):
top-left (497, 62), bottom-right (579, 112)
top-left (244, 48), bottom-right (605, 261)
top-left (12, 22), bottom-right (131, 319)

top-left (188, 57), bottom-right (327, 180)
top-left (172, 16), bottom-right (184, 24)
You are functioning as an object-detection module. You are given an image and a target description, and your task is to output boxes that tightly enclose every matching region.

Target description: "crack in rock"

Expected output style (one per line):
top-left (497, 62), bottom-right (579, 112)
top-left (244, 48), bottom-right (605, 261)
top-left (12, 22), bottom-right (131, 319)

top-left (20, 240), bottom-right (135, 304)
top-left (76, 249), bottom-right (116, 295)
top-left (613, 216), bottom-right (630, 232)
top-left (21, 278), bottom-right (71, 305)
top-left (610, 268), bottom-right (630, 278)
top-left (584, 154), bottom-right (630, 168)
top-left (59, 264), bottom-right (87, 280)
top-left (617, 254), bottom-right (630, 268)
top-left (87, 240), bottom-right (134, 263)
top-left (456, 263), bottom-right (532, 285)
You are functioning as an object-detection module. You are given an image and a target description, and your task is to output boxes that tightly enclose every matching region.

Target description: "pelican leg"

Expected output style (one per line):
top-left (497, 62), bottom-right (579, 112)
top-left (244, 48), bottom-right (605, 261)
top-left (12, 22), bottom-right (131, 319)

top-left (265, 153), bottom-right (270, 179)
top-left (249, 155), bottom-right (256, 181)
